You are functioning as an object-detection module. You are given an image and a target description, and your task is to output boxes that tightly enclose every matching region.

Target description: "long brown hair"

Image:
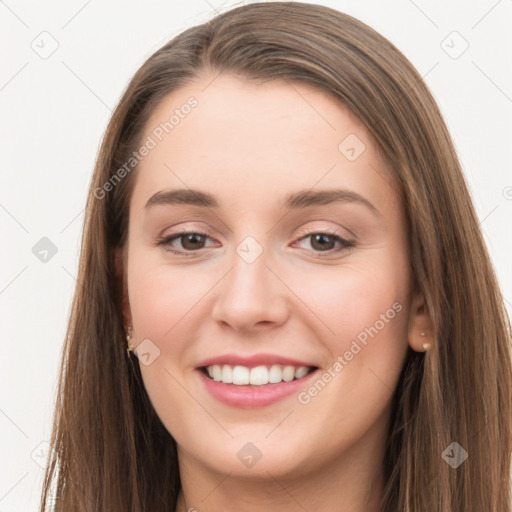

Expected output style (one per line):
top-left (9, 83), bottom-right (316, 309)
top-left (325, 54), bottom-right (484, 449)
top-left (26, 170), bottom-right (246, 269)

top-left (39, 2), bottom-right (512, 510)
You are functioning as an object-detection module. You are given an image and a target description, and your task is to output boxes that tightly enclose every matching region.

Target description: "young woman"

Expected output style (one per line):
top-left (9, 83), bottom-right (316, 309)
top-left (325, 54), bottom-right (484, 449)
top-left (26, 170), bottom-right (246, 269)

top-left (39, 2), bottom-right (512, 511)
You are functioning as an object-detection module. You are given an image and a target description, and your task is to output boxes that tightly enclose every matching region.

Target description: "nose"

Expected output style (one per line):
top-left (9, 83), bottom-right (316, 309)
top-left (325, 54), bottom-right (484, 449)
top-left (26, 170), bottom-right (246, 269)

top-left (211, 247), bottom-right (289, 332)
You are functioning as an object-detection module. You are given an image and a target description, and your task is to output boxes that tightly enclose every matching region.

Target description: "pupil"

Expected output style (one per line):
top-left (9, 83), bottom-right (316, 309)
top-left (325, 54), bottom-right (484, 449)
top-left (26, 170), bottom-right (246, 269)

top-left (184, 234), bottom-right (204, 249)
top-left (312, 234), bottom-right (333, 250)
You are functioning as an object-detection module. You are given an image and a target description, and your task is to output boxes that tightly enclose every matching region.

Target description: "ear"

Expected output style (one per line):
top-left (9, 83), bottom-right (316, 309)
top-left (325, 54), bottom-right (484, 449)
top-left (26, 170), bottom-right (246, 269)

top-left (113, 247), bottom-right (132, 328)
top-left (407, 288), bottom-right (434, 352)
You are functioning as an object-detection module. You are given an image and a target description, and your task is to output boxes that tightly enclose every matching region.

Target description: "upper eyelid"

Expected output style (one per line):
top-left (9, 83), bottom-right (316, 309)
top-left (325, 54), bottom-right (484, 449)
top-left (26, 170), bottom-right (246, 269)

top-left (159, 227), bottom-right (352, 242)
top-left (158, 220), bottom-right (353, 239)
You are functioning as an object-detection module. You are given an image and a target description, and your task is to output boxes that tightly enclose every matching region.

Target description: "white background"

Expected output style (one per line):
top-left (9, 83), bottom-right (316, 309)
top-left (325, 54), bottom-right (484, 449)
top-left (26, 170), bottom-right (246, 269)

top-left (1, 0), bottom-right (511, 509)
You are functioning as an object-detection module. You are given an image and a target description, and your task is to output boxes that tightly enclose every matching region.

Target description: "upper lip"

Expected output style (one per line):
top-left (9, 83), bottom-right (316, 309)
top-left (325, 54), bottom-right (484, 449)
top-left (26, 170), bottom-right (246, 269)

top-left (196, 353), bottom-right (317, 369)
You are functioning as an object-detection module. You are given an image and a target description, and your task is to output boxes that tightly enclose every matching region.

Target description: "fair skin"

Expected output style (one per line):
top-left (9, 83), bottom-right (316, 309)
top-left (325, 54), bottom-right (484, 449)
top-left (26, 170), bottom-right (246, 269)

top-left (118, 73), bottom-right (432, 512)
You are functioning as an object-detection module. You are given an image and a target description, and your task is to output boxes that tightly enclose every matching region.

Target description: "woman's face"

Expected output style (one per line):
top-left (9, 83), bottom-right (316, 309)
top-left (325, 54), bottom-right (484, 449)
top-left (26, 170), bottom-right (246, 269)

top-left (122, 73), bottom-right (416, 481)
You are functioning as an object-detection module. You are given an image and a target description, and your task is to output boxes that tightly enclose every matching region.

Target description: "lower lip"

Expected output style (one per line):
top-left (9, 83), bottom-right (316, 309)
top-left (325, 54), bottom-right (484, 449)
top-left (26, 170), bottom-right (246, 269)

top-left (197, 369), bottom-right (319, 409)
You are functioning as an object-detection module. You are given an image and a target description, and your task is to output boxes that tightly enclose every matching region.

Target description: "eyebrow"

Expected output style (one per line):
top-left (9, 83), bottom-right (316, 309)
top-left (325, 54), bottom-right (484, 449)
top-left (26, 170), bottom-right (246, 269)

top-left (144, 188), bottom-right (381, 216)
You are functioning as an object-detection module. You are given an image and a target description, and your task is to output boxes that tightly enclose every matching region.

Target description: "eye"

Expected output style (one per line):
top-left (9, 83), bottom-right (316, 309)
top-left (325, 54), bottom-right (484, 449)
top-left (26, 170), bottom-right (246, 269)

top-left (156, 231), bottom-right (215, 255)
top-left (293, 231), bottom-right (354, 255)
top-left (155, 229), bottom-right (354, 257)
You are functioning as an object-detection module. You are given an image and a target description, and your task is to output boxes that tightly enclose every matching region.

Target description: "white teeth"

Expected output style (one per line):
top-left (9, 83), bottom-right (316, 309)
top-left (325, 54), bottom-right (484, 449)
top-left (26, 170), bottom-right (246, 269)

top-left (282, 366), bottom-right (295, 382)
top-left (232, 365), bottom-right (250, 385)
top-left (205, 364), bottom-right (312, 385)
top-left (294, 366), bottom-right (309, 379)
top-left (249, 365), bottom-right (269, 385)
top-left (221, 365), bottom-right (233, 384)
top-left (212, 365), bottom-right (222, 382)
top-left (268, 364), bottom-right (282, 383)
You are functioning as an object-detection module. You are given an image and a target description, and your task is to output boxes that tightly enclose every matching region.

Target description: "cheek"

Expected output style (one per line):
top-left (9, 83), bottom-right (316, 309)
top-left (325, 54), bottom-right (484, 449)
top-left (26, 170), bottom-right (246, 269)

top-left (289, 254), bottom-right (409, 354)
top-left (127, 258), bottom-right (208, 440)
top-left (290, 258), bottom-right (409, 441)
top-left (127, 252), bottom-right (210, 348)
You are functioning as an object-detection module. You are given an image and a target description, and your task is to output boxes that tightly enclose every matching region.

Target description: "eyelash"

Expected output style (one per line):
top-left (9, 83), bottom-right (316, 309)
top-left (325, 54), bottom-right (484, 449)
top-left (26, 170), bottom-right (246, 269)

top-left (155, 229), bottom-right (354, 257)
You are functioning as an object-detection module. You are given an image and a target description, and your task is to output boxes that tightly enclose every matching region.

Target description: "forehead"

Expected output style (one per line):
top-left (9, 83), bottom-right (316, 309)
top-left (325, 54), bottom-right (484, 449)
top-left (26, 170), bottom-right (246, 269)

top-left (131, 73), bottom-right (397, 214)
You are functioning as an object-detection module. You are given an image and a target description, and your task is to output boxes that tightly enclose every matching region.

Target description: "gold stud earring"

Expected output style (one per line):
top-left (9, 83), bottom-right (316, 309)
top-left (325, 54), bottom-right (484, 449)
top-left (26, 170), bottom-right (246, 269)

top-left (420, 332), bottom-right (431, 351)
top-left (126, 327), bottom-right (134, 356)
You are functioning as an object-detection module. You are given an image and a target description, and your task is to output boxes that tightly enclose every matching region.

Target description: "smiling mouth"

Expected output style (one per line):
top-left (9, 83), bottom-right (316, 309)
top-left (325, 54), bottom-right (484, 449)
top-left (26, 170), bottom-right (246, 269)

top-left (200, 364), bottom-right (318, 386)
